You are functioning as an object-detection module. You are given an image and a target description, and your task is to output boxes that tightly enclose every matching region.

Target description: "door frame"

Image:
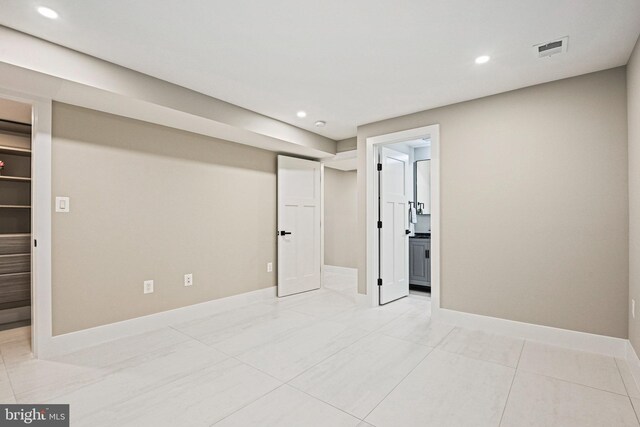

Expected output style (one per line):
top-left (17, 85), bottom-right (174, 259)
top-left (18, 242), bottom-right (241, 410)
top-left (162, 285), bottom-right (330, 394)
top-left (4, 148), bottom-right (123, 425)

top-left (0, 87), bottom-right (52, 358)
top-left (365, 124), bottom-right (440, 316)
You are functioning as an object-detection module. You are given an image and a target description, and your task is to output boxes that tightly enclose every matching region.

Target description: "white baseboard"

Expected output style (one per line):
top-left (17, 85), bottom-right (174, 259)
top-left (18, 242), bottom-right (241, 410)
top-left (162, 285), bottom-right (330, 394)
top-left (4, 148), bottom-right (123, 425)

top-left (38, 286), bottom-right (276, 359)
top-left (324, 265), bottom-right (358, 276)
top-left (437, 308), bottom-right (628, 358)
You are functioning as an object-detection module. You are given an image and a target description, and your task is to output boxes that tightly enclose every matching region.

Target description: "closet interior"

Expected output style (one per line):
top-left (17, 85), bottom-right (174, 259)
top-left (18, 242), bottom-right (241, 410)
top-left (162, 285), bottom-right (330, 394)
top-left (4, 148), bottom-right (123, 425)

top-left (0, 98), bottom-right (32, 331)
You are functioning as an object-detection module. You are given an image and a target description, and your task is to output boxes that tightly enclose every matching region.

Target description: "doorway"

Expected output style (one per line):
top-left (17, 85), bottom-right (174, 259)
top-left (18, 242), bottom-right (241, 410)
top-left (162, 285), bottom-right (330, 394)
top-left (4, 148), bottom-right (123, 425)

top-left (0, 98), bottom-right (32, 331)
top-left (365, 125), bottom-right (440, 314)
top-left (0, 91), bottom-right (51, 359)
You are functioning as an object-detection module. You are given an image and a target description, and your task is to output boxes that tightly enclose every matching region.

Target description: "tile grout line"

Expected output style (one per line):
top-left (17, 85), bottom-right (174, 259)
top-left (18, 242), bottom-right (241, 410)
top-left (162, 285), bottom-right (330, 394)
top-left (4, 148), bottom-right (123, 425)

top-left (281, 329), bottom-right (377, 385)
top-left (360, 345), bottom-right (437, 422)
top-left (229, 355), bottom-right (287, 384)
top-left (286, 382), bottom-right (367, 423)
top-left (434, 326), bottom-right (528, 361)
top-left (429, 325), bottom-right (457, 353)
top-left (209, 299), bottom-right (372, 424)
top-left (614, 357), bottom-right (640, 426)
top-left (0, 353), bottom-right (17, 403)
top-left (511, 341), bottom-right (632, 397)
top-left (208, 382), bottom-right (289, 427)
top-left (515, 366), bottom-right (632, 397)
top-left (615, 357), bottom-right (634, 396)
top-left (432, 343), bottom-right (521, 370)
top-left (497, 338), bottom-right (525, 426)
top-left (615, 357), bottom-right (639, 398)
top-left (0, 342), bottom-right (27, 402)
top-left (631, 398), bottom-right (640, 427)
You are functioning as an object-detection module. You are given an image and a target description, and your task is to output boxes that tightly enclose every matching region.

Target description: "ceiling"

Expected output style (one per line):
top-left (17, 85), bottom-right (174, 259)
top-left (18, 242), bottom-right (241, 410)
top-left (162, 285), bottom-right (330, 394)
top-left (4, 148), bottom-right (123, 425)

top-left (1, 1), bottom-right (639, 140)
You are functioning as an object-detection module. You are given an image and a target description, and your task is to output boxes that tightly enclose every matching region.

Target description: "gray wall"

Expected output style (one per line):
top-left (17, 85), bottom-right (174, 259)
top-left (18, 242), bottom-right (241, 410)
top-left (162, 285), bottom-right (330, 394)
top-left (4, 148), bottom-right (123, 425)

top-left (629, 36), bottom-right (640, 351)
top-left (324, 167), bottom-right (358, 268)
top-left (52, 103), bottom-right (277, 335)
top-left (358, 67), bottom-right (629, 338)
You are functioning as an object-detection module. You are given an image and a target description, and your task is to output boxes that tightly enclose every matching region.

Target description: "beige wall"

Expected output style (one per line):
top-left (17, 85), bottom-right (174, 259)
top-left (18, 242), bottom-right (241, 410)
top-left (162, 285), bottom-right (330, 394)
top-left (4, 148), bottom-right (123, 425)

top-left (358, 67), bottom-right (629, 338)
top-left (0, 98), bottom-right (31, 123)
top-left (337, 137), bottom-right (357, 153)
top-left (629, 37), bottom-right (640, 351)
top-left (52, 103), bottom-right (277, 335)
top-left (324, 168), bottom-right (358, 268)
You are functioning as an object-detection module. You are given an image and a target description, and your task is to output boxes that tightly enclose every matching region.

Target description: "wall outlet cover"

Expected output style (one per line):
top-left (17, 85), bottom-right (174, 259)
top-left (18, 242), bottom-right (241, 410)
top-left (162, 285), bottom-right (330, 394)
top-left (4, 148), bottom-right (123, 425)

top-left (184, 273), bottom-right (193, 287)
top-left (144, 280), bottom-right (154, 294)
top-left (267, 262), bottom-right (273, 273)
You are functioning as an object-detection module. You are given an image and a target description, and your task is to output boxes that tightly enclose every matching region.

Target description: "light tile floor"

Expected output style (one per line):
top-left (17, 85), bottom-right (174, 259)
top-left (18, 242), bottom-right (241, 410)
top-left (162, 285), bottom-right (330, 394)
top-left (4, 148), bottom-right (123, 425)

top-left (0, 270), bottom-right (639, 426)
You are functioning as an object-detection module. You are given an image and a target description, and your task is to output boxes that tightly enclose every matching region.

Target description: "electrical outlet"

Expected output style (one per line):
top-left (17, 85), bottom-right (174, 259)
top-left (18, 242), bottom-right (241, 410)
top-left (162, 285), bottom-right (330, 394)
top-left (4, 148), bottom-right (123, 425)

top-left (633, 299), bottom-right (636, 319)
top-left (184, 273), bottom-right (193, 287)
top-left (267, 262), bottom-right (273, 273)
top-left (143, 280), bottom-right (154, 294)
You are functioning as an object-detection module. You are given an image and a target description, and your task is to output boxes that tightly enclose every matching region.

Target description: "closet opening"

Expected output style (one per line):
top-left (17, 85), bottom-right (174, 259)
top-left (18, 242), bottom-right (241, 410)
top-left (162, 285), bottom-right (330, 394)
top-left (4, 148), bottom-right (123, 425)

top-left (0, 97), bottom-right (32, 334)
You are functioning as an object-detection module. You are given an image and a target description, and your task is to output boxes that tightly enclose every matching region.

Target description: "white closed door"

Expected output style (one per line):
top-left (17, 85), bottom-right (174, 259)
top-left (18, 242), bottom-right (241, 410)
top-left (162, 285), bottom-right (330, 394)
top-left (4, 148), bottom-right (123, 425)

top-left (277, 155), bottom-right (321, 297)
top-left (379, 147), bottom-right (410, 304)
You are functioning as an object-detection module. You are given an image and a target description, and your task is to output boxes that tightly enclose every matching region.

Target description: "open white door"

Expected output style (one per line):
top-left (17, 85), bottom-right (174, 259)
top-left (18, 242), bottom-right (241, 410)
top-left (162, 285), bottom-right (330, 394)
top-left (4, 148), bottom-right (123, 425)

top-left (378, 147), bottom-right (410, 304)
top-left (277, 155), bottom-right (321, 297)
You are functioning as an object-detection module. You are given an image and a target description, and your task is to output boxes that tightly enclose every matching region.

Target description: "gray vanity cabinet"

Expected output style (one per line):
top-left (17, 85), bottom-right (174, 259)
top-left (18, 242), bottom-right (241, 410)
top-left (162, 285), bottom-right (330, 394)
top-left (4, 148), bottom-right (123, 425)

top-left (409, 238), bottom-right (430, 287)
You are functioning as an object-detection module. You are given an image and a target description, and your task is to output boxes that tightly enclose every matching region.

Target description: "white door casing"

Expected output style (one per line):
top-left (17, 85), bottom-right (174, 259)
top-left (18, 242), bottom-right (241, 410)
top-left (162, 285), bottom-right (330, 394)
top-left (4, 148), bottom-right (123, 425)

top-left (379, 147), bottom-right (410, 304)
top-left (277, 155), bottom-right (321, 297)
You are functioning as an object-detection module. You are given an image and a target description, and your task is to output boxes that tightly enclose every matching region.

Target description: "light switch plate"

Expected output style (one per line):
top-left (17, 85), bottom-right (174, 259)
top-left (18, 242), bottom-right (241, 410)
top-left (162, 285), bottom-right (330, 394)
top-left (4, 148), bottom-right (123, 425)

top-left (55, 196), bottom-right (70, 213)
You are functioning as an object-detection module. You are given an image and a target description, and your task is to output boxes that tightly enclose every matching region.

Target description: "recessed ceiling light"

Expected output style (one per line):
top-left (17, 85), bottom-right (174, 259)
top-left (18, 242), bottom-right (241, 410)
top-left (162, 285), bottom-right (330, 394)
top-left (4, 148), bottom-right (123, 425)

top-left (37, 6), bottom-right (59, 19)
top-left (475, 55), bottom-right (490, 64)
top-left (296, 111), bottom-right (307, 118)
top-left (315, 121), bottom-right (326, 127)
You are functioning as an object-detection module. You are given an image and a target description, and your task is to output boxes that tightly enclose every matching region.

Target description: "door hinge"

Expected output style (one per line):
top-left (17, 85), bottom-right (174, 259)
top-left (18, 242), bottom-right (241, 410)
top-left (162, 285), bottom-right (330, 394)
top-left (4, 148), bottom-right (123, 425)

top-left (377, 163), bottom-right (382, 171)
top-left (377, 221), bottom-right (382, 229)
top-left (34, 239), bottom-right (37, 248)
top-left (377, 278), bottom-right (383, 287)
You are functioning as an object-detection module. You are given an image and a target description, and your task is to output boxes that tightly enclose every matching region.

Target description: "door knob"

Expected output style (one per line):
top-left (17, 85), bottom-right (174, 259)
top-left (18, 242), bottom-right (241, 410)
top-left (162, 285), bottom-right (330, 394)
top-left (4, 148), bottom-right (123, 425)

top-left (405, 229), bottom-right (411, 235)
top-left (279, 231), bottom-right (292, 236)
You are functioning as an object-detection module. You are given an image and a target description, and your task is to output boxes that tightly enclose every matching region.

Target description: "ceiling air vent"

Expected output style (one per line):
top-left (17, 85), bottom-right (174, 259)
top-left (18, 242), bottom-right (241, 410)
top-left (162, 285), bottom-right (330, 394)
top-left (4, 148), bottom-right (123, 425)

top-left (534, 36), bottom-right (569, 58)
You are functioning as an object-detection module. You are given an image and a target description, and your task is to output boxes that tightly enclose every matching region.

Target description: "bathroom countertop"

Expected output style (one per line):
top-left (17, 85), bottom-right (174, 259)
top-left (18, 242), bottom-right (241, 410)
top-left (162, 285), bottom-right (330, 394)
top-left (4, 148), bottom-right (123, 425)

top-left (410, 233), bottom-right (431, 239)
